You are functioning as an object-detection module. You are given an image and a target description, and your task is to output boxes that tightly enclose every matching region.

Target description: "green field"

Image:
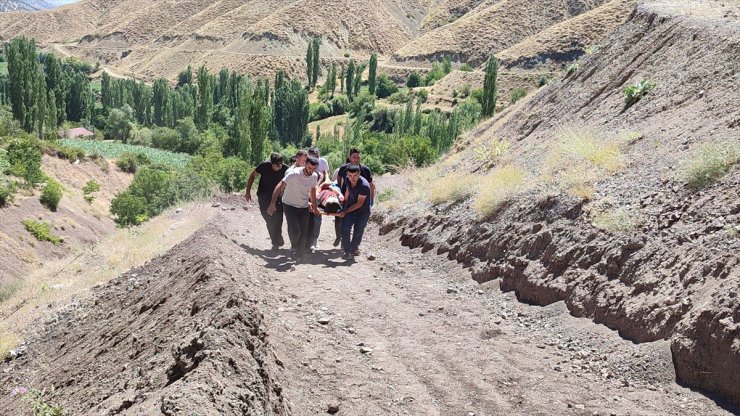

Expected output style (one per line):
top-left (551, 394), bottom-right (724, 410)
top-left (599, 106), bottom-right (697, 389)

top-left (60, 139), bottom-right (191, 169)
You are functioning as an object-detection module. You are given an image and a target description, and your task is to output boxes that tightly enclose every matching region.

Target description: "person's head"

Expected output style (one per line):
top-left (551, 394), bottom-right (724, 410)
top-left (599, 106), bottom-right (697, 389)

top-left (304, 156), bottom-right (319, 175)
top-left (323, 195), bottom-right (341, 213)
top-left (346, 164), bottom-right (361, 185)
top-left (308, 147), bottom-right (320, 158)
top-left (294, 150), bottom-right (308, 167)
top-left (269, 152), bottom-right (284, 171)
top-left (348, 148), bottom-right (361, 165)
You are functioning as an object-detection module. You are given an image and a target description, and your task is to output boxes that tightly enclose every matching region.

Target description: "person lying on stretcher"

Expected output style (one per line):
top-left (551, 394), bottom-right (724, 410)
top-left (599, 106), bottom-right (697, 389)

top-left (317, 181), bottom-right (344, 215)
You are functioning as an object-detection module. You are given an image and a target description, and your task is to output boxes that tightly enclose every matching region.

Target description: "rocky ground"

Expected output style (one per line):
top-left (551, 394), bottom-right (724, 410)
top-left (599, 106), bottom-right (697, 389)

top-left (1, 196), bottom-right (734, 415)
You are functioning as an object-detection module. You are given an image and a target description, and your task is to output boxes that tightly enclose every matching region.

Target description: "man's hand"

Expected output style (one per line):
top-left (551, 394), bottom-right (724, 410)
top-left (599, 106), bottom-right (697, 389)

top-left (267, 204), bottom-right (276, 216)
top-left (244, 192), bottom-right (252, 203)
top-left (337, 212), bottom-right (346, 218)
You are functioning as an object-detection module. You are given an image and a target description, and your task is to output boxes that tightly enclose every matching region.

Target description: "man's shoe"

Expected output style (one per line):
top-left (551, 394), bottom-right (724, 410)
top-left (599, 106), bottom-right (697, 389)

top-left (289, 250), bottom-right (298, 260)
top-left (271, 244), bottom-right (280, 251)
top-left (333, 237), bottom-right (341, 247)
top-left (341, 252), bottom-right (352, 260)
top-left (352, 249), bottom-right (361, 256)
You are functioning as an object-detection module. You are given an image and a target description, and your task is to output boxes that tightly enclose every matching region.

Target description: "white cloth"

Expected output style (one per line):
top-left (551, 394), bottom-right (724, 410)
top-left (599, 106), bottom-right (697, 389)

top-left (281, 167), bottom-right (319, 208)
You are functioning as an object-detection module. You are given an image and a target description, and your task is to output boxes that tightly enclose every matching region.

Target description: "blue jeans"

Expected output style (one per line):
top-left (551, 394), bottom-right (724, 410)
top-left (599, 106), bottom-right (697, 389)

top-left (341, 211), bottom-right (370, 254)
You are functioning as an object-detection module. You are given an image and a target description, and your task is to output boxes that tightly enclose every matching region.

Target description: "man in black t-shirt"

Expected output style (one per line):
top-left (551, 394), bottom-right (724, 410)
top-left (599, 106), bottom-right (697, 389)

top-left (245, 153), bottom-right (288, 250)
top-left (337, 148), bottom-right (375, 201)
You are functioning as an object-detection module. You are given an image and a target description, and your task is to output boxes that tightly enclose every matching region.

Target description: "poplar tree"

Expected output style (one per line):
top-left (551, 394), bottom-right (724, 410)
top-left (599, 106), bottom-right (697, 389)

top-left (368, 53), bottom-right (378, 95)
top-left (311, 37), bottom-right (321, 88)
top-left (101, 71), bottom-right (112, 112)
top-left (196, 66), bottom-right (213, 130)
top-left (339, 64), bottom-right (345, 93)
top-left (305, 42), bottom-right (314, 88)
top-left (345, 59), bottom-right (355, 102)
top-left (481, 55), bottom-right (499, 118)
top-left (328, 62), bottom-right (337, 97)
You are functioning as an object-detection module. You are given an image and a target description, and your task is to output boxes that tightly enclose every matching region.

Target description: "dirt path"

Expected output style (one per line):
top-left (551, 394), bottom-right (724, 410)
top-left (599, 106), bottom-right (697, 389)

top-left (223, 199), bottom-right (731, 415)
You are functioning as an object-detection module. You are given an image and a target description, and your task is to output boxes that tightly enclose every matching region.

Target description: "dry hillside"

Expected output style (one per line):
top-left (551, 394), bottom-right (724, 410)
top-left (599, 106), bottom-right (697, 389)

top-left (380, 0), bottom-right (740, 407)
top-left (0, 0), bottom-right (637, 82)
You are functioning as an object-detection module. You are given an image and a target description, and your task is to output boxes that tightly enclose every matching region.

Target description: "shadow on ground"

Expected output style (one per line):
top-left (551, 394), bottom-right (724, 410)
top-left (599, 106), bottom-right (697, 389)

top-left (233, 240), bottom-right (353, 271)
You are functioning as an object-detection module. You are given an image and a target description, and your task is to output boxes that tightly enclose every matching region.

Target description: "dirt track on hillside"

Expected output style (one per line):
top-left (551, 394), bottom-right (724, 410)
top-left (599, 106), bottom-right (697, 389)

top-left (1, 195), bottom-right (733, 415)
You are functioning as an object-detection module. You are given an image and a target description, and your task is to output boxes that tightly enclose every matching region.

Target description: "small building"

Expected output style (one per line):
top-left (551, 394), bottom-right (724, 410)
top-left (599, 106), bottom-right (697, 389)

top-left (66, 127), bottom-right (95, 139)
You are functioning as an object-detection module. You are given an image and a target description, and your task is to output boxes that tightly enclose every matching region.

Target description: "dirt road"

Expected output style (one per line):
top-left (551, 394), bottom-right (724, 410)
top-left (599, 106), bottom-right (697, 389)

top-left (226, 197), bottom-right (731, 415)
top-left (1, 196), bottom-right (734, 415)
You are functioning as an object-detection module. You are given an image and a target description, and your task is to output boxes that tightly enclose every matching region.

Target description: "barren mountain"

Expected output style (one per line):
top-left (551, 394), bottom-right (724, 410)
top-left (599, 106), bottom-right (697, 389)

top-left (0, 0), bottom-right (52, 12)
top-left (380, 0), bottom-right (740, 407)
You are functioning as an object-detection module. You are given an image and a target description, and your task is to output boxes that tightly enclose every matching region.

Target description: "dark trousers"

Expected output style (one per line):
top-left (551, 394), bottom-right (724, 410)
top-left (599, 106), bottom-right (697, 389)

top-left (306, 214), bottom-right (322, 248)
top-left (334, 217), bottom-right (342, 240)
top-left (342, 211), bottom-right (370, 254)
top-left (284, 204), bottom-right (310, 255)
top-left (258, 195), bottom-right (284, 247)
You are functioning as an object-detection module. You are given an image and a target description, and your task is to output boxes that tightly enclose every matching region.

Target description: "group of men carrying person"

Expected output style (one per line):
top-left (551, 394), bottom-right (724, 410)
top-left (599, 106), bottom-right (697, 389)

top-left (245, 147), bottom-right (375, 262)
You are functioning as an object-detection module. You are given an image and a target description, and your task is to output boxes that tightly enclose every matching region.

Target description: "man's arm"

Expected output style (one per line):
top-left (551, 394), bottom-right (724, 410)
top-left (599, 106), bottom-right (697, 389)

top-left (267, 181), bottom-right (286, 215)
top-left (309, 186), bottom-right (318, 214)
top-left (370, 182), bottom-right (376, 202)
top-left (244, 170), bottom-right (258, 202)
top-left (343, 195), bottom-right (367, 214)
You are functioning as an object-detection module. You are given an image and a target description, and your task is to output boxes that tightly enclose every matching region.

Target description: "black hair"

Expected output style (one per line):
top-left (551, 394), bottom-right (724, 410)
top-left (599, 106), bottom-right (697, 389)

top-left (346, 164), bottom-right (361, 173)
top-left (290, 155), bottom-right (297, 164)
top-left (349, 147), bottom-right (361, 156)
top-left (307, 156), bottom-right (319, 166)
top-left (308, 147), bottom-right (319, 156)
top-left (295, 150), bottom-right (308, 157)
top-left (270, 152), bottom-right (283, 165)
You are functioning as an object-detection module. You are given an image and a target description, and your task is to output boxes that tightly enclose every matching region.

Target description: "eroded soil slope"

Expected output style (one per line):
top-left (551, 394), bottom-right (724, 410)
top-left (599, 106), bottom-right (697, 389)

top-left (379, 0), bottom-right (740, 407)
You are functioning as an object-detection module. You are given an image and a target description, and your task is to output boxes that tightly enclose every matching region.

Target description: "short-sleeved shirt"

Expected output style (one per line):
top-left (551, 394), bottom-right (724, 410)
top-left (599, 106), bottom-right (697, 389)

top-left (281, 167), bottom-right (319, 208)
top-left (317, 157), bottom-right (330, 176)
top-left (255, 162), bottom-right (288, 197)
top-left (338, 163), bottom-right (373, 185)
top-left (341, 176), bottom-right (371, 215)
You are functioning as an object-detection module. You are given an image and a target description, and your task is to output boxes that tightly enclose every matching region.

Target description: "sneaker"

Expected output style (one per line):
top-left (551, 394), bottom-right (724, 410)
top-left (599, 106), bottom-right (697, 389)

top-left (341, 252), bottom-right (353, 260)
top-left (352, 249), bottom-right (361, 256)
top-left (289, 250), bottom-right (298, 260)
top-left (333, 237), bottom-right (341, 247)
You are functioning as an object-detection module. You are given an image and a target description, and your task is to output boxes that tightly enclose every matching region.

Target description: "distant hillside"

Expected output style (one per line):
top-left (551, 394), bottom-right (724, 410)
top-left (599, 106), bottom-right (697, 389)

top-left (0, 0), bottom-right (636, 81)
top-left (0, 0), bottom-right (52, 12)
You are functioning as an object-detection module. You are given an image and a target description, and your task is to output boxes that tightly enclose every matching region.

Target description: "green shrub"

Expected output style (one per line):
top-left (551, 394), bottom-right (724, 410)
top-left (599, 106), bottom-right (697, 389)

top-left (25, 388), bottom-right (65, 416)
top-left (330, 95), bottom-right (349, 115)
top-left (376, 74), bottom-right (398, 99)
top-left (43, 141), bottom-right (85, 161)
top-left (83, 180), bottom-right (101, 203)
top-left (537, 75), bottom-right (550, 87)
top-left (388, 90), bottom-right (413, 104)
top-left (129, 167), bottom-right (176, 216)
top-left (40, 178), bottom-right (63, 211)
top-left (424, 63), bottom-right (445, 86)
top-left (7, 139), bottom-right (43, 184)
top-left (682, 142), bottom-right (739, 189)
top-left (510, 87), bottom-right (527, 104)
top-left (376, 187), bottom-right (396, 203)
top-left (623, 80), bottom-right (655, 108)
top-left (459, 63), bottom-right (474, 72)
top-left (0, 148), bottom-right (11, 174)
top-left (417, 88), bottom-right (429, 103)
top-left (150, 127), bottom-right (181, 151)
top-left (0, 180), bottom-right (16, 207)
top-left (406, 71), bottom-right (421, 88)
top-left (214, 157), bottom-right (250, 193)
top-left (110, 191), bottom-right (149, 226)
top-left (116, 152), bottom-right (151, 173)
top-left (21, 220), bottom-right (63, 245)
top-left (0, 281), bottom-right (21, 303)
top-left (82, 180), bottom-right (101, 195)
top-left (459, 84), bottom-right (471, 98)
top-left (349, 91), bottom-right (376, 117)
top-left (309, 102), bottom-right (333, 122)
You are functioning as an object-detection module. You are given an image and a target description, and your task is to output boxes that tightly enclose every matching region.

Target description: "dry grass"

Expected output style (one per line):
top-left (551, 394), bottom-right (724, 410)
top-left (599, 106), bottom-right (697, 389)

top-left (591, 207), bottom-right (638, 232)
top-left (0, 328), bottom-right (17, 360)
top-left (473, 165), bottom-right (526, 217)
top-left (0, 202), bottom-right (215, 352)
top-left (546, 125), bottom-right (626, 199)
top-left (473, 138), bottom-right (510, 169)
top-left (428, 174), bottom-right (476, 205)
top-left (681, 142), bottom-right (739, 189)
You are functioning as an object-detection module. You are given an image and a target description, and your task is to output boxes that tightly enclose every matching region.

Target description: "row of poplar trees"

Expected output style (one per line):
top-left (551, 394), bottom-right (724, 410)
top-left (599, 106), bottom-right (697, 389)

top-left (2, 37), bottom-right (94, 139)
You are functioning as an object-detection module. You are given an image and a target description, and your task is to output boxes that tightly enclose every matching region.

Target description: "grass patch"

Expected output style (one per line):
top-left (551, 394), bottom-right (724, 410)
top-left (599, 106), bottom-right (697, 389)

top-left (555, 126), bottom-right (624, 173)
top-left (59, 139), bottom-right (190, 169)
top-left (429, 175), bottom-right (475, 205)
top-left (21, 220), bottom-right (64, 245)
top-left (473, 165), bottom-right (526, 217)
top-left (473, 138), bottom-right (509, 169)
top-left (591, 207), bottom-right (638, 232)
top-left (376, 187), bottom-right (396, 203)
top-left (681, 142), bottom-right (739, 189)
top-left (0, 281), bottom-right (22, 303)
top-left (0, 330), bottom-right (18, 360)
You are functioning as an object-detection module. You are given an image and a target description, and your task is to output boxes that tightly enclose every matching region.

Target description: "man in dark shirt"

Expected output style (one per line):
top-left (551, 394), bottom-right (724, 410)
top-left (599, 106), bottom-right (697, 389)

top-left (336, 148), bottom-right (374, 247)
top-left (339, 164), bottom-right (372, 260)
top-left (245, 153), bottom-right (288, 250)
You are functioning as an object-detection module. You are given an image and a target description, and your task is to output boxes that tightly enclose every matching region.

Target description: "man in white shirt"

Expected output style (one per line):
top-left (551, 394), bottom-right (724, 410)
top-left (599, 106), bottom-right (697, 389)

top-left (268, 157), bottom-right (319, 260)
top-left (306, 147), bottom-right (330, 251)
